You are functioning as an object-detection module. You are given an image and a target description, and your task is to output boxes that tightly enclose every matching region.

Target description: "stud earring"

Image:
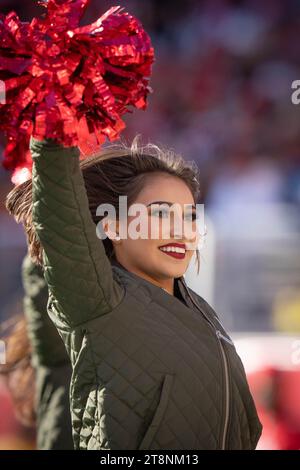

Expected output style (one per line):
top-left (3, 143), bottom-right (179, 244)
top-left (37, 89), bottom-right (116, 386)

top-left (115, 234), bottom-right (121, 241)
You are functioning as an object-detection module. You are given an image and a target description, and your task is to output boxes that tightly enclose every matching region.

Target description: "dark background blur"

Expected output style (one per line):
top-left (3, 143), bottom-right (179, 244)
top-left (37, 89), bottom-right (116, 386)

top-left (0, 0), bottom-right (300, 449)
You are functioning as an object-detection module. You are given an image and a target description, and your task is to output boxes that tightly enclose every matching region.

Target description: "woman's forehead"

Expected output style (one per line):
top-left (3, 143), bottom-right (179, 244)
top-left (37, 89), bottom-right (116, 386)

top-left (136, 173), bottom-right (194, 205)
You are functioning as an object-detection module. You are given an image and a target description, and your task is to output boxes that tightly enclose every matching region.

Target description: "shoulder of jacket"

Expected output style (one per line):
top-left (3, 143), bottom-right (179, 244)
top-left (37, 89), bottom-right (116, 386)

top-left (189, 288), bottom-right (236, 345)
top-left (188, 287), bottom-right (221, 323)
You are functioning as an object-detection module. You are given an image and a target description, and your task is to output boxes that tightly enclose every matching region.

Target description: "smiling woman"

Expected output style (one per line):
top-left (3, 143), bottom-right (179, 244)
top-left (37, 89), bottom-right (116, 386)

top-left (5, 134), bottom-right (262, 450)
top-left (109, 170), bottom-right (201, 294)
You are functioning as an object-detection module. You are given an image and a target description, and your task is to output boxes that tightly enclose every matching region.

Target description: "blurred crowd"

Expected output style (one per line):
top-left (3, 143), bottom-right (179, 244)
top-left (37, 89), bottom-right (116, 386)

top-left (1, 0), bottom-right (299, 328)
top-left (0, 0), bottom-right (300, 449)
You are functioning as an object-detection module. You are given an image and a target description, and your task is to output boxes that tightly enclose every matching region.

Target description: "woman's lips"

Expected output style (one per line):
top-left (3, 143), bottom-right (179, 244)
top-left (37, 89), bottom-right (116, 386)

top-left (160, 250), bottom-right (186, 260)
top-left (158, 243), bottom-right (186, 260)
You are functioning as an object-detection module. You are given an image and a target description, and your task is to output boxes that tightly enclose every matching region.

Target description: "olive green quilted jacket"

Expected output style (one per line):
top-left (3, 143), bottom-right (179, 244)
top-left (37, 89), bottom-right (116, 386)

top-left (30, 136), bottom-right (262, 450)
top-left (22, 253), bottom-right (73, 449)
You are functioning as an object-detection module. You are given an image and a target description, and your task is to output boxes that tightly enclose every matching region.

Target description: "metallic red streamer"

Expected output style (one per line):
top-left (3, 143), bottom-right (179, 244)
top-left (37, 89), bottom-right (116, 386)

top-left (0, 1), bottom-right (154, 183)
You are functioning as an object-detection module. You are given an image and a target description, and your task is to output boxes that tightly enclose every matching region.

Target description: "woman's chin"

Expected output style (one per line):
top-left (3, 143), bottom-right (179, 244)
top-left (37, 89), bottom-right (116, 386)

top-left (156, 264), bottom-right (187, 280)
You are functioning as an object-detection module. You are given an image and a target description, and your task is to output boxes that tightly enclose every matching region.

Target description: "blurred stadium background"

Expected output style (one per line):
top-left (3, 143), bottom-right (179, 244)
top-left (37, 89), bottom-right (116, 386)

top-left (0, 0), bottom-right (300, 450)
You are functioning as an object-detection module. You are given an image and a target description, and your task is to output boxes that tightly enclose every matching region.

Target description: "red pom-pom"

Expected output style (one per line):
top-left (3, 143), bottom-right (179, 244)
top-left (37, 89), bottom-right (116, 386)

top-left (0, 1), bottom-right (154, 183)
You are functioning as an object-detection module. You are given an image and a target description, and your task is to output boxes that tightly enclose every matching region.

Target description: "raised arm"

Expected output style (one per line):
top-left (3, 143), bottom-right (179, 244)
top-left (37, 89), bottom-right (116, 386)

top-left (30, 136), bottom-right (124, 328)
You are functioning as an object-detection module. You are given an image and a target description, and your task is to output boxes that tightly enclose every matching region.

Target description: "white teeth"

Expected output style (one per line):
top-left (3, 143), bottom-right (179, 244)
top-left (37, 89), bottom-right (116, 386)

top-left (159, 246), bottom-right (185, 254)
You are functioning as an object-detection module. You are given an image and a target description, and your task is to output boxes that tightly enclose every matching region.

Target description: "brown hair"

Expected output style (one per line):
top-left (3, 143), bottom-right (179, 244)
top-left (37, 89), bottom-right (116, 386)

top-left (0, 314), bottom-right (36, 427)
top-left (6, 135), bottom-right (202, 271)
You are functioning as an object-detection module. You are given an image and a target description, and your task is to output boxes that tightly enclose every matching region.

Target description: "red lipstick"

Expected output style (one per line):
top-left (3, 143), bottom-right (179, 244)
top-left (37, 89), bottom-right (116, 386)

top-left (158, 243), bottom-right (186, 260)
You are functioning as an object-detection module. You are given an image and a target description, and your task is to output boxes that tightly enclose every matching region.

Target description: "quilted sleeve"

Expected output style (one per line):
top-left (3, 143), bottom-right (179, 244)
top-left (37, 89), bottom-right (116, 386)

top-left (22, 252), bottom-right (69, 367)
top-left (30, 136), bottom-right (125, 328)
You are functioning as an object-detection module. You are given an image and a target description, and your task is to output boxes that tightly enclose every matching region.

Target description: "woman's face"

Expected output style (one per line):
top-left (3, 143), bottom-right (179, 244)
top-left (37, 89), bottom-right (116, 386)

top-left (111, 172), bottom-right (200, 282)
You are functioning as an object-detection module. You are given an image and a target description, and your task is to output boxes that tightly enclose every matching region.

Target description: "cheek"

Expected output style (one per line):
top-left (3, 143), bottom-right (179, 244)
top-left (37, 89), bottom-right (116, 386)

top-left (126, 215), bottom-right (159, 240)
top-left (147, 216), bottom-right (162, 239)
top-left (187, 249), bottom-right (195, 261)
top-left (151, 217), bottom-right (177, 240)
top-left (122, 236), bottom-right (158, 257)
top-left (183, 220), bottom-right (197, 239)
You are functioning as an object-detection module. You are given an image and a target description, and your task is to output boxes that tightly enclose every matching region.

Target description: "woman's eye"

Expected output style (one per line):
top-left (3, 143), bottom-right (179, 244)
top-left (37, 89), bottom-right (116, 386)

top-left (151, 208), bottom-right (170, 218)
top-left (184, 213), bottom-right (198, 221)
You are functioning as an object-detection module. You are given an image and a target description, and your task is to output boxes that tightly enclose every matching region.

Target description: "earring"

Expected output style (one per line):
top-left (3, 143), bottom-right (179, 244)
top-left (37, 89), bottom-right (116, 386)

top-left (115, 234), bottom-right (121, 241)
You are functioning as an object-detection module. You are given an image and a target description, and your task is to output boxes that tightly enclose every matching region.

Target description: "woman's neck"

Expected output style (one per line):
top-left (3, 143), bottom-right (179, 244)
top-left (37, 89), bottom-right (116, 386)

top-left (112, 257), bottom-right (174, 295)
top-left (144, 274), bottom-right (174, 295)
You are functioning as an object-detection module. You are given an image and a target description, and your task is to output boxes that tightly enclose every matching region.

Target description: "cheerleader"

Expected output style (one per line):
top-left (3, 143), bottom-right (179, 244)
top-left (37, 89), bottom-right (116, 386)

top-left (6, 133), bottom-right (261, 450)
top-left (1, 1), bottom-right (262, 450)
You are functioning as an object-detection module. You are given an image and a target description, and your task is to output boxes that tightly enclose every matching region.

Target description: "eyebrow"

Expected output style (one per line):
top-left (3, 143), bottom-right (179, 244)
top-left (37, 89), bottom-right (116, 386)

top-left (146, 201), bottom-right (196, 209)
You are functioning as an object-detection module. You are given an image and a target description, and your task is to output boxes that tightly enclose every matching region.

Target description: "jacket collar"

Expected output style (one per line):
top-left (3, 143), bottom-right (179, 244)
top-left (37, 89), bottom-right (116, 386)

top-left (110, 257), bottom-right (189, 303)
top-left (110, 258), bottom-right (220, 334)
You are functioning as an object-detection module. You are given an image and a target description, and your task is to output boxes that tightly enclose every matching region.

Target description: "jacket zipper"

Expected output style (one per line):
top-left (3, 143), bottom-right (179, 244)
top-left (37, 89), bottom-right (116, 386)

top-left (216, 330), bottom-right (230, 449)
top-left (180, 278), bottom-right (231, 450)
